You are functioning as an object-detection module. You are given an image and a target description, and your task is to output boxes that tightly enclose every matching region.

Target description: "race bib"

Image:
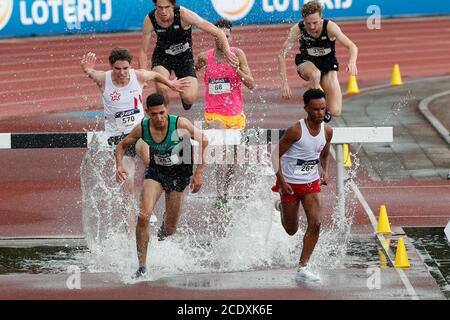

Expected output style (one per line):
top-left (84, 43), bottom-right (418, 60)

top-left (165, 42), bottom-right (190, 55)
top-left (208, 78), bottom-right (231, 95)
top-left (114, 109), bottom-right (141, 129)
top-left (307, 47), bottom-right (331, 57)
top-left (294, 159), bottom-right (319, 175)
top-left (154, 153), bottom-right (180, 166)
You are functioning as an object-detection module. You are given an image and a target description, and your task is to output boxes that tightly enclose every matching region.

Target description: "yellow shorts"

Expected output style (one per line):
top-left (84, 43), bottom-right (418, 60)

top-left (204, 112), bottom-right (246, 129)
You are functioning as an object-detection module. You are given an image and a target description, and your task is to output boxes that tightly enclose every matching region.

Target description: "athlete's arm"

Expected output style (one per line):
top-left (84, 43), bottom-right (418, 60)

top-left (81, 52), bottom-right (106, 91)
top-left (177, 117), bottom-right (209, 193)
top-left (319, 125), bottom-right (333, 186)
top-left (328, 21), bottom-right (358, 76)
top-left (139, 15), bottom-right (154, 70)
top-left (195, 51), bottom-right (207, 72)
top-left (115, 125), bottom-right (142, 183)
top-left (135, 69), bottom-right (190, 93)
top-left (278, 24), bottom-right (300, 99)
top-left (180, 7), bottom-right (239, 66)
top-left (234, 48), bottom-right (255, 90)
top-left (271, 123), bottom-right (302, 195)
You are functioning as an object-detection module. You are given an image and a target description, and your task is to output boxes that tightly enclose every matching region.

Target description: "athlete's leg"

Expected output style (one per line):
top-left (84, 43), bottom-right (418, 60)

top-left (204, 118), bottom-right (229, 202)
top-left (152, 65), bottom-right (172, 105)
top-left (298, 192), bottom-right (321, 267)
top-left (297, 61), bottom-right (321, 89)
top-left (320, 70), bottom-right (342, 117)
top-left (162, 190), bottom-right (186, 235)
top-left (122, 155), bottom-right (137, 233)
top-left (136, 179), bottom-right (163, 268)
top-left (180, 76), bottom-right (198, 110)
top-left (280, 197), bottom-right (302, 236)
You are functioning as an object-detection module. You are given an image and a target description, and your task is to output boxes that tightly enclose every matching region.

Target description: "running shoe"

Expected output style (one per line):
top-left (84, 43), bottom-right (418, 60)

top-left (324, 110), bottom-right (332, 123)
top-left (212, 196), bottom-right (230, 210)
top-left (157, 223), bottom-right (167, 241)
top-left (295, 267), bottom-right (321, 283)
top-left (132, 266), bottom-right (147, 279)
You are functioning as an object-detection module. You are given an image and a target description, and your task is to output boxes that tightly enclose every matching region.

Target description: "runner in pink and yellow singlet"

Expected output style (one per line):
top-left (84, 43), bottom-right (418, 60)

top-left (195, 19), bottom-right (255, 209)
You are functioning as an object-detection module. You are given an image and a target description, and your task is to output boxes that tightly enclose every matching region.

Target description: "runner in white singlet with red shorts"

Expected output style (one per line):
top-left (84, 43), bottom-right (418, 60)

top-left (271, 88), bottom-right (333, 282)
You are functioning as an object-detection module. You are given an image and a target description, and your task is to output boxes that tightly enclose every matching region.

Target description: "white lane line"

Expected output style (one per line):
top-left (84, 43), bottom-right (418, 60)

top-left (330, 146), bottom-right (420, 300)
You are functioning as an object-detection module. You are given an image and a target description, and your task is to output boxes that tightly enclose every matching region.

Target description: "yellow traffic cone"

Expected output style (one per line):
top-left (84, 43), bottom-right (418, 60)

top-left (346, 75), bottom-right (360, 94)
top-left (394, 237), bottom-right (410, 268)
top-left (390, 64), bottom-right (403, 86)
top-left (376, 205), bottom-right (392, 234)
top-left (344, 144), bottom-right (352, 168)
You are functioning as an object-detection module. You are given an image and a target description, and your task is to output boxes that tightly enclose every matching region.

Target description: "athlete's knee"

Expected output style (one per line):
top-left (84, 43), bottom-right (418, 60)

top-left (327, 103), bottom-right (342, 117)
top-left (137, 214), bottom-right (150, 227)
top-left (181, 94), bottom-right (196, 106)
top-left (283, 221), bottom-right (299, 236)
top-left (307, 219), bottom-right (321, 234)
top-left (308, 70), bottom-right (321, 87)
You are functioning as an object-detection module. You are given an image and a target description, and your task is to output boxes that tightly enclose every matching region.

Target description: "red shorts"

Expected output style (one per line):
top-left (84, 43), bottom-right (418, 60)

top-left (271, 179), bottom-right (321, 203)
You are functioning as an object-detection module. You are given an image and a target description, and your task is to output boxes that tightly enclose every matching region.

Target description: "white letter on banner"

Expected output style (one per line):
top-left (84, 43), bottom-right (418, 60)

top-left (262, 0), bottom-right (274, 13)
top-left (274, 0), bottom-right (289, 12)
top-left (94, 0), bottom-right (101, 20)
top-left (78, 0), bottom-right (94, 22)
top-left (63, 0), bottom-right (77, 24)
top-left (366, 5), bottom-right (381, 30)
top-left (293, 0), bottom-right (301, 11)
top-left (342, 0), bottom-right (352, 9)
top-left (20, 1), bottom-right (33, 25)
top-left (32, 1), bottom-right (49, 25)
top-left (47, 0), bottom-right (62, 24)
top-left (101, 0), bottom-right (112, 21)
top-left (321, 0), bottom-right (334, 10)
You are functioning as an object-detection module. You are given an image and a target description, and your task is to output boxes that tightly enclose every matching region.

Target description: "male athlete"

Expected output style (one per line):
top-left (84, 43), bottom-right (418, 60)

top-left (278, 1), bottom-right (358, 122)
top-left (139, 0), bottom-right (239, 110)
top-left (271, 89), bottom-right (333, 282)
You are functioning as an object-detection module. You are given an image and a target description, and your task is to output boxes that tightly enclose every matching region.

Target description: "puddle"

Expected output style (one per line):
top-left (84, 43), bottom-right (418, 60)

top-left (404, 227), bottom-right (450, 299)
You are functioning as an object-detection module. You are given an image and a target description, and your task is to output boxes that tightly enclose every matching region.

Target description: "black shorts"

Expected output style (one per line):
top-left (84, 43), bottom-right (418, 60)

top-left (151, 50), bottom-right (197, 79)
top-left (295, 53), bottom-right (339, 78)
top-left (108, 134), bottom-right (136, 157)
top-left (145, 161), bottom-right (193, 192)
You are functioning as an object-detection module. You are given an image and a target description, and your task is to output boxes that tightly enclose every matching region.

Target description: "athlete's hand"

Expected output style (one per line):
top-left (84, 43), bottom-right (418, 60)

top-left (190, 172), bottom-right (203, 193)
top-left (281, 81), bottom-right (292, 100)
top-left (225, 49), bottom-right (240, 67)
top-left (280, 181), bottom-right (294, 195)
top-left (346, 61), bottom-right (358, 76)
top-left (116, 166), bottom-right (128, 183)
top-left (169, 77), bottom-right (191, 93)
top-left (320, 171), bottom-right (329, 186)
top-left (81, 52), bottom-right (97, 71)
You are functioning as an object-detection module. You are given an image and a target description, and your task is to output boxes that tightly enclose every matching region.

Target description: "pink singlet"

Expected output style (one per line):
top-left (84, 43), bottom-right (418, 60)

top-left (204, 48), bottom-right (243, 116)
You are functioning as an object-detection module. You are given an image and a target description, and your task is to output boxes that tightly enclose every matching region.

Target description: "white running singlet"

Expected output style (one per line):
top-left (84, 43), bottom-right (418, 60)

top-left (281, 119), bottom-right (326, 184)
top-left (102, 69), bottom-right (144, 138)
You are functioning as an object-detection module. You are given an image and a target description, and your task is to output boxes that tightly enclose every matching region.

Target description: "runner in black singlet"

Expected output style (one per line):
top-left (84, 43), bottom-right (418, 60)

top-left (139, 0), bottom-right (239, 111)
top-left (278, 1), bottom-right (358, 123)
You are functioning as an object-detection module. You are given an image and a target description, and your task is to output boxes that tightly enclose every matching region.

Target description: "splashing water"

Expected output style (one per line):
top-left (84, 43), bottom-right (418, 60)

top-left (77, 139), bottom-right (357, 282)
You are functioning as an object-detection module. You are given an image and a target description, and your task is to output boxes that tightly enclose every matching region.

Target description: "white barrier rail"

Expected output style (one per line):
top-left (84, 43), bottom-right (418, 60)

top-left (0, 127), bottom-right (393, 218)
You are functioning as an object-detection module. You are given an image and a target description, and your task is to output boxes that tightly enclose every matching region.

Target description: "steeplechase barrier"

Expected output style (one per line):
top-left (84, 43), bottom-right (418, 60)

top-left (0, 127), bottom-right (393, 218)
